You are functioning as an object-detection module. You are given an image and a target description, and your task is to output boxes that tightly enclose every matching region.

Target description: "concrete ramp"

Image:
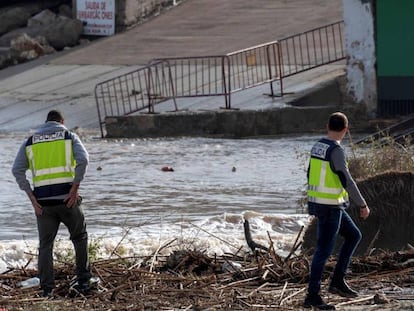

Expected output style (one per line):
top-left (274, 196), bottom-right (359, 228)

top-left (0, 0), bottom-right (343, 133)
top-left (0, 61), bottom-right (344, 133)
top-left (0, 64), bottom-right (141, 132)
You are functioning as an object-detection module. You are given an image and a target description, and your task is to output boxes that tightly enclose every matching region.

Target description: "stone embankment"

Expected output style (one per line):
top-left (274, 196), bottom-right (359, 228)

top-left (0, 0), bottom-right (182, 70)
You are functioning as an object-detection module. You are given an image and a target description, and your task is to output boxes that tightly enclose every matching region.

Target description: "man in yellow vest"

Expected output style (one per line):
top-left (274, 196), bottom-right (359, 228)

top-left (12, 110), bottom-right (91, 297)
top-left (304, 112), bottom-right (370, 310)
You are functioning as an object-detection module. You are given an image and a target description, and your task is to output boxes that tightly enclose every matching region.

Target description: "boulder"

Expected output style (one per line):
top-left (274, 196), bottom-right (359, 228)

top-left (0, 7), bottom-right (30, 36)
top-left (58, 4), bottom-right (72, 18)
top-left (0, 47), bottom-right (14, 69)
top-left (39, 13), bottom-right (83, 50)
top-left (0, 0), bottom-right (75, 43)
top-left (0, 10), bottom-right (83, 50)
top-left (27, 8), bottom-right (57, 27)
top-left (0, 0), bottom-right (68, 14)
top-left (10, 33), bottom-right (55, 62)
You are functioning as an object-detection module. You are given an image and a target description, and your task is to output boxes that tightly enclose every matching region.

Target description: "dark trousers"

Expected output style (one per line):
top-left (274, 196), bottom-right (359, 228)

top-left (307, 206), bottom-right (362, 294)
top-left (36, 201), bottom-right (91, 290)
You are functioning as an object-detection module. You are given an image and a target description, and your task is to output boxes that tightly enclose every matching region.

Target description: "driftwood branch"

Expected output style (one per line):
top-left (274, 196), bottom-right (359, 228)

top-left (243, 219), bottom-right (269, 252)
top-left (284, 226), bottom-right (304, 263)
top-left (364, 228), bottom-right (381, 257)
top-left (2, 223), bottom-right (414, 310)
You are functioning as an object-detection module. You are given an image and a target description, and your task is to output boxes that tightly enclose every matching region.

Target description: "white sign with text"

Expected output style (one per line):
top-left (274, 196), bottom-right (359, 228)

top-left (76, 0), bottom-right (115, 36)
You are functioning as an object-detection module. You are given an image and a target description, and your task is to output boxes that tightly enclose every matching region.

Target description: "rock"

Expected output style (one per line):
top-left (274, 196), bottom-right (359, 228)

top-left (0, 29), bottom-right (25, 47)
top-left (27, 9), bottom-right (57, 28)
top-left (0, 7), bottom-right (31, 36)
top-left (0, 0), bottom-right (68, 35)
top-left (58, 4), bottom-right (72, 18)
top-left (0, 0), bottom-right (68, 15)
top-left (10, 33), bottom-right (55, 63)
top-left (0, 10), bottom-right (83, 51)
top-left (43, 15), bottom-right (83, 50)
top-left (0, 47), bottom-right (14, 69)
top-left (27, 9), bottom-right (83, 50)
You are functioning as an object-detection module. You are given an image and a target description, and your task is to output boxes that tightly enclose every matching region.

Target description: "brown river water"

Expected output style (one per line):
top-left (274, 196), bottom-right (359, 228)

top-left (0, 131), bottom-right (322, 270)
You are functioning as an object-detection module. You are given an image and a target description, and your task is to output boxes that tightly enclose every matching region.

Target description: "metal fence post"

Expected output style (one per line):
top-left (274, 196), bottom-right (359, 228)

top-left (276, 41), bottom-right (284, 96)
top-left (222, 55), bottom-right (232, 109)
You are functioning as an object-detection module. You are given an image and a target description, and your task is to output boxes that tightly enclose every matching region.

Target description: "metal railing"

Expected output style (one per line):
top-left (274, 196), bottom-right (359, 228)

top-left (95, 21), bottom-right (345, 137)
top-left (278, 21), bottom-right (345, 77)
top-left (226, 41), bottom-right (282, 102)
top-left (95, 60), bottom-right (177, 120)
top-left (150, 55), bottom-right (231, 107)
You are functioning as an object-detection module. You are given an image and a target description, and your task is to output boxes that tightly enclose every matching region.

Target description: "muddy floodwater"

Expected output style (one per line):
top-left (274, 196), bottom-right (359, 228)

top-left (0, 131), bottom-right (325, 270)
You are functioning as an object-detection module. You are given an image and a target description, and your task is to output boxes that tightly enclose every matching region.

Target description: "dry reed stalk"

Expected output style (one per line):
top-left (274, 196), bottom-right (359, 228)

top-left (2, 221), bottom-right (414, 309)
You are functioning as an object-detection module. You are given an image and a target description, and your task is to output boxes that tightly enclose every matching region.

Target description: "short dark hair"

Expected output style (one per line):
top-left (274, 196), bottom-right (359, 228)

top-left (328, 112), bottom-right (348, 132)
top-left (46, 110), bottom-right (64, 122)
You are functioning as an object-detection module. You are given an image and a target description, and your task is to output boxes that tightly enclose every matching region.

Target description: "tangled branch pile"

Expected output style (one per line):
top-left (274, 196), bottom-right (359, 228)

top-left (2, 237), bottom-right (414, 310)
top-left (2, 134), bottom-right (414, 310)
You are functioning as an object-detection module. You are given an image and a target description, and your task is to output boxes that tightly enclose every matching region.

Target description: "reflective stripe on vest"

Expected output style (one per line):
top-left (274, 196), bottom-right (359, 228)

top-left (307, 143), bottom-right (348, 205)
top-left (26, 131), bottom-right (75, 189)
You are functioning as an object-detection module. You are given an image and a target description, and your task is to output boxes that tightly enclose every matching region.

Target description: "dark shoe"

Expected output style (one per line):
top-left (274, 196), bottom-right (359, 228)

top-left (42, 288), bottom-right (53, 298)
top-left (69, 280), bottom-right (91, 297)
top-left (304, 293), bottom-right (336, 310)
top-left (329, 279), bottom-right (358, 298)
top-left (77, 281), bottom-right (91, 295)
top-left (69, 285), bottom-right (90, 297)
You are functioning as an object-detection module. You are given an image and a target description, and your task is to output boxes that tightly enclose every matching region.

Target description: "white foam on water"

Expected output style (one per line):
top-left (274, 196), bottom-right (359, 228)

top-left (1, 133), bottom-right (321, 273)
top-left (0, 211), bottom-right (311, 273)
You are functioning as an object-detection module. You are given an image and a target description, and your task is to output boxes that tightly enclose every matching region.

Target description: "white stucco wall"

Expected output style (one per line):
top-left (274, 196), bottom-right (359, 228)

top-left (343, 0), bottom-right (377, 115)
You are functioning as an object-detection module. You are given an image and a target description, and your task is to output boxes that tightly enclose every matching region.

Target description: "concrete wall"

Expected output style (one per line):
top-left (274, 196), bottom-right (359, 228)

top-left (116, 0), bottom-right (177, 29)
top-left (103, 75), bottom-right (374, 138)
top-left (105, 107), bottom-right (337, 138)
top-left (343, 0), bottom-right (377, 116)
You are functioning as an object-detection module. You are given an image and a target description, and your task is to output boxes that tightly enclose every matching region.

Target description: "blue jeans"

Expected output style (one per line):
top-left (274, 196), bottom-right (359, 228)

top-left (307, 204), bottom-right (361, 294)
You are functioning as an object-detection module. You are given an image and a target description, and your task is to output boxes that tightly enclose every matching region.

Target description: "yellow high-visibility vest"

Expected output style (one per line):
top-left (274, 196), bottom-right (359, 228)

top-left (307, 140), bottom-right (348, 205)
top-left (25, 130), bottom-right (75, 198)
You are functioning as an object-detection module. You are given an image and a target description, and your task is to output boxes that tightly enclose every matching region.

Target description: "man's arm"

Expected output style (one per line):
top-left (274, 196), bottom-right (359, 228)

top-left (11, 142), bottom-right (31, 193)
top-left (331, 147), bottom-right (370, 219)
top-left (330, 147), bottom-right (366, 207)
top-left (64, 132), bottom-right (89, 208)
top-left (71, 132), bottom-right (89, 184)
top-left (12, 141), bottom-right (43, 215)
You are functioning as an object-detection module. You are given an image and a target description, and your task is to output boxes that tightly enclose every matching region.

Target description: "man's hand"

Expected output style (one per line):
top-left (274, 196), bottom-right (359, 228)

top-left (64, 183), bottom-right (80, 208)
top-left (28, 192), bottom-right (43, 216)
top-left (360, 205), bottom-right (370, 220)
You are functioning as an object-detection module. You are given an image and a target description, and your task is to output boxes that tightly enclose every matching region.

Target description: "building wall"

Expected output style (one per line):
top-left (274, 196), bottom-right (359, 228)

top-left (343, 0), bottom-right (377, 116)
top-left (376, 0), bottom-right (414, 116)
top-left (115, 0), bottom-right (177, 29)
